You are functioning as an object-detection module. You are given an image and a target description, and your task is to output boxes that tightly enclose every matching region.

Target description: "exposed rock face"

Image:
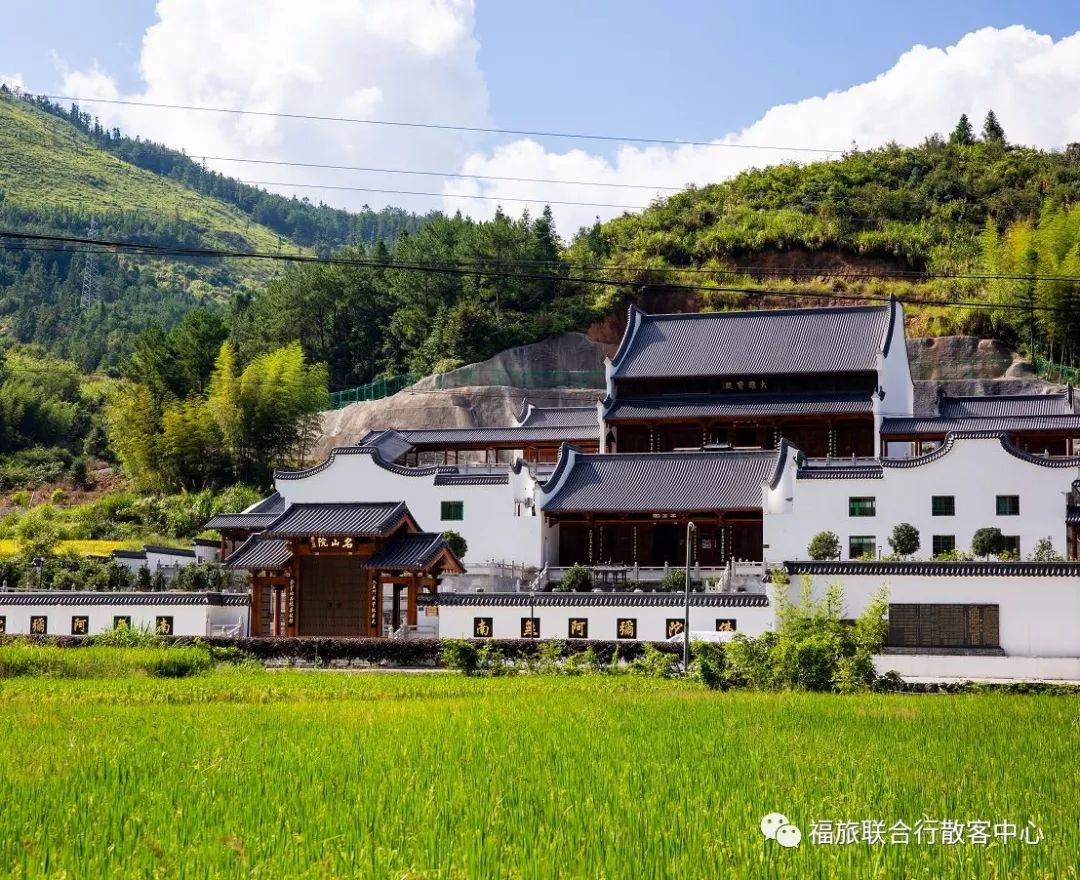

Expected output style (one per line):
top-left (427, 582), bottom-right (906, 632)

top-left (312, 333), bottom-right (607, 459)
top-left (907, 336), bottom-right (1023, 381)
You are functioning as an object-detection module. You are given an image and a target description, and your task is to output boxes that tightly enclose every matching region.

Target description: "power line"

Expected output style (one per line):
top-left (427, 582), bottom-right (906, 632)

top-left (1, 229), bottom-right (1076, 315)
top-left (238, 179), bottom-right (652, 210)
top-left (191, 155), bottom-right (685, 191)
top-left (43, 93), bottom-right (844, 154)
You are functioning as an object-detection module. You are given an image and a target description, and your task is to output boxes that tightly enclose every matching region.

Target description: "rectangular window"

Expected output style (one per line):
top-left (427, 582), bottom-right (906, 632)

top-left (996, 495), bottom-right (1020, 516)
top-left (441, 500), bottom-right (464, 521)
top-left (1001, 535), bottom-right (1021, 556)
top-left (931, 496), bottom-right (955, 516)
top-left (888, 604), bottom-right (1000, 649)
top-left (932, 535), bottom-right (956, 557)
top-left (71, 616), bottom-right (89, 636)
top-left (848, 497), bottom-right (876, 517)
top-left (848, 536), bottom-right (876, 559)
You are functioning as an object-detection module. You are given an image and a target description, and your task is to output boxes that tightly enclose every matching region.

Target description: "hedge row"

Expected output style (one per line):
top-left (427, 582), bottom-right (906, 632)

top-left (2, 635), bottom-right (680, 666)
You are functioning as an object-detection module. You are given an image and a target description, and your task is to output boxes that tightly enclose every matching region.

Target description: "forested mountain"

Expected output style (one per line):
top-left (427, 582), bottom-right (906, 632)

top-left (0, 87), bottom-right (430, 370)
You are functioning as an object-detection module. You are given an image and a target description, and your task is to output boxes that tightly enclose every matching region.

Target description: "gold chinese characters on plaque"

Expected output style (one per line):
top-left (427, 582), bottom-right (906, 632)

top-left (616, 618), bottom-right (637, 640)
top-left (71, 616), bottom-right (89, 636)
top-left (568, 618), bottom-right (588, 639)
top-left (716, 618), bottom-right (737, 632)
top-left (473, 617), bottom-right (493, 638)
top-left (307, 536), bottom-right (357, 551)
top-left (520, 617), bottom-right (540, 639)
top-left (665, 618), bottom-right (685, 639)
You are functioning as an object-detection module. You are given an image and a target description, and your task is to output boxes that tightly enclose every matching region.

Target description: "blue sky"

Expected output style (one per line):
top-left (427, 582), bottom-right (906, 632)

top-left (2, 2), bottom-right (1079, 230)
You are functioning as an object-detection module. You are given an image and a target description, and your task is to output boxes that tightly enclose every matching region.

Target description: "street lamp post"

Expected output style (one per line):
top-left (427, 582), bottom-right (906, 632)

top-left (684, 521), bottom-right (696, 672)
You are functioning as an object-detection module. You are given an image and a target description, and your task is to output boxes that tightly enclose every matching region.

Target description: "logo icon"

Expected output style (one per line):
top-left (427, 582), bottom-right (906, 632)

top-left (761, 812), bottom-right (802, 848)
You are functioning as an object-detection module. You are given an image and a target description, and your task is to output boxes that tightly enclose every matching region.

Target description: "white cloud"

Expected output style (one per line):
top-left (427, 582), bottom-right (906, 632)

top-left (454, 26), bottom-right (1080, 236)
top-left (59, 0), bottom-right (489, 214)
top-left (0, 72), bottom-right (25, 91)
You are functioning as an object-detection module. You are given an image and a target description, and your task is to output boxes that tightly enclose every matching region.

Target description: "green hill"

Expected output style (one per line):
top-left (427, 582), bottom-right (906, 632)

top-left (0, 88), bottom-right (430, 370)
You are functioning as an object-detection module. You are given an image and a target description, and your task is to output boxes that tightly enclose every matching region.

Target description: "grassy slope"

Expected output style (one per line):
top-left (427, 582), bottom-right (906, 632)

top-left (0, 93), bottom-right (300, 291)
top-left (0, 672), bottom-right (1072, 879)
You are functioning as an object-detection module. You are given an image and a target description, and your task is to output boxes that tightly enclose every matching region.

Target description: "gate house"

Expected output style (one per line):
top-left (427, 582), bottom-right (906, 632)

top-left (226, 502), bottom-right (463, 637)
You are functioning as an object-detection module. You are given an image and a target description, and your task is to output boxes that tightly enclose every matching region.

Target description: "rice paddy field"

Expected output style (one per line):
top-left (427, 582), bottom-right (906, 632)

top-left (0, 670), bottom-right (1076, 879)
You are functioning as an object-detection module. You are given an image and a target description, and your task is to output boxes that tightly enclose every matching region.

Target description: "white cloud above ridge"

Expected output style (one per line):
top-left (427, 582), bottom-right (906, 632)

top-left (52, 17), bottom-right (1080, 237)
top-left (450, 25), bottom-right (1080, 236)
top-left (59, 0), bottom-right (488, 214)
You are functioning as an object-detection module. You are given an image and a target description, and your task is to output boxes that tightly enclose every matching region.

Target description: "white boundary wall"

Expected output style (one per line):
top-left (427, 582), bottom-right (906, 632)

top-left (434, 599), bottom-right (774, 641)
top-left (0, 593), bottom-right (249, 637)
top-left (785, 570), bottom-right (1080, 657)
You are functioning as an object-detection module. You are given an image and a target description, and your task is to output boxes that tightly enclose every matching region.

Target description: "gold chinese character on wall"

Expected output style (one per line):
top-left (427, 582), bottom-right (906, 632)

top-left (156, 616), bottom-right (174, 636)
top-left (568, 618), bottom-right (588, 639)
top-left (520, 617), bottom-right (540, 639)
top-left (30, 615), bottom-right (47, 635)
top-left (616, 618), bottom-right (637, 640)
top-left (716, 618), bottom-right (737, 632)
top-left (473, 617), bottom-right (493, 638)
top-left (113, 616), bottom-right (131, 630)
top-left (0, 616), bottom-right (6, 635)
top-left (71, 616), bottom-right (89, 636)
top-left (666, 618), bottom-right (685, 639)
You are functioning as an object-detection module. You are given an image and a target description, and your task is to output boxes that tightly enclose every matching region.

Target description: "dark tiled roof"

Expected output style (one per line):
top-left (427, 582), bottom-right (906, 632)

top-left (606, 392), bottom-right (873, 422)
top-left (143, 545), bottom-right (196, 558)
top-left (225, 535), bottom-right (292, 570)
top-left (881, 415), bottom-right (1080, 435)
top-left (247, 492), bottom-right (287, 515)
top-left (542, 449), bottom-right (779, 512)
top-left (395, 425), bottom-right (599, 445)
top-left (358, 429), bottom-right (415, 463)
top-left (610, 304), bottom-right (891, 379)
top-left (1068, 506), bottom-right (1080, 525)
top-left (0, 591), bottom-right (249, 606)
top-left (111, 549), bottom-right (147, 560)
top-left (423, 592), bottom-right (769, 607)
top-left (797, 464), bottom-right (885, 480)
top-left (786, 561), bottom-right (1080, 578)
top-left (940, 394), bottom-right (1073, 418)
top-left (432, 473), bottom-right (509, 485)
top-left (262, 502), bottom-right (410, 538)
top-left (203, 512), bottom-right (280, 530)
top-left (361, 532), bottom-right (453, 571)
top-left (192, 538), bottom-right (220, 548)
top-left (517, 405), bottom-right (599, 429)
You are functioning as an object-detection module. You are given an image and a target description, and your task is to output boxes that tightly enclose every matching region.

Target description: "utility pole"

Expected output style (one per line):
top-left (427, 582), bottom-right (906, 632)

top-left (683, 521), bottom-right (696, 672)
top-left (80, 218), bottom-right (99, 309)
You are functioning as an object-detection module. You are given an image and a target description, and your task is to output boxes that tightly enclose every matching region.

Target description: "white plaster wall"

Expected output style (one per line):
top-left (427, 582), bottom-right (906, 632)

top-left (435, 602), bottom-right (774, 641)
top-left (789, 572), bottom-right (1080, 657)
top-left (877, 301), bottom-right (914, 420)
top-left (276, 453), bottom-right (543, 567)
top-left (766, 437), bottom-right (1079, 563)
top-left (874, 654), bottom-right (1080, 681)
top-left (0, 599), bottom-right (248, 637)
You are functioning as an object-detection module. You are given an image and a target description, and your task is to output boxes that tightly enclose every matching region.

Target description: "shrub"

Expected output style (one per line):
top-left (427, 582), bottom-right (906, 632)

top-left (657, 567), bottom-right (695, 593)
top-left (888, 523), bottom-right (920, 558)
top-left (9, 490), bottom-right (30, 508)
top-left (807, 531), bottom-right (841, 561)
top-left (971, 527), bottom-right (1005, 559)
top-left (439, 639), bottom-right (479, 675)
top-left (724, 576), bottom-right (888, 693)
top-left (91, 623), bottom-right (163, 648)
top-left (1028, 537), bottom-right (1062, 562)
top-left (688, 641), bottom-right (728, 689)
top-left (442, 530), bottom-right (468, 560)
top-left (556, 563), bottom-right (594, 592)
top-left (628, 643), bottom-right (680, 678)
top-left (146, 648), bottom-right (213, 678)
top-left (50, 487), bottom-right (66, 505)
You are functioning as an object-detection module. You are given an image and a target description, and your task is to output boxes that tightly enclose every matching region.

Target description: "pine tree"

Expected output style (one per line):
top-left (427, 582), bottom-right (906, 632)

top-left (949, 113), bottom-right (975, 146)
top-left (982, 110), bottom-right (1006, 144)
